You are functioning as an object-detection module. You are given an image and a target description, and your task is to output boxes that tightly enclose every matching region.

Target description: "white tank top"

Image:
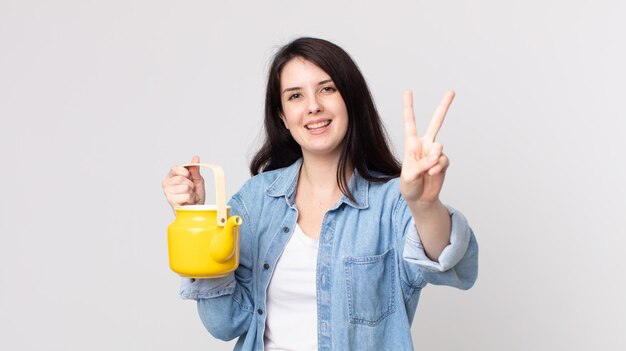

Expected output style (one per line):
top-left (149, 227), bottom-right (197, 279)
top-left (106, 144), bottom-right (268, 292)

top-left (264, 223), bottom-right (319, 351)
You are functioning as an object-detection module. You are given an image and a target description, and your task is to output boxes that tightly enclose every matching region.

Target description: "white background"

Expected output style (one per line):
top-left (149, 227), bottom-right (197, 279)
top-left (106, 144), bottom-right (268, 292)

top-left (1, 1), bottom-right (625, 350)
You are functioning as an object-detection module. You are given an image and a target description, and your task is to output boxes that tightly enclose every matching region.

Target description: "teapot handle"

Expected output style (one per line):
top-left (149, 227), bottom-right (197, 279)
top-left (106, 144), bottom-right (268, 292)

top-left (181, 163), bottom-right (228, 227)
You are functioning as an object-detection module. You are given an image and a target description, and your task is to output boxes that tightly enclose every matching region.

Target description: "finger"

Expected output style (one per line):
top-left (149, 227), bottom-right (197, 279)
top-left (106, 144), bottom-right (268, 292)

top-left (403, 90), bottom-right (420, 142)
top-left (422, 142), bottom-right (443, 160)
top-left (170, 193), bottom-right (194, 206)
top-left (424, 90), bottom-right (455, 143)
top-left (416, 144), bottom-right (442, 176)
top-left (168, 165), bottom-right (191, 178)
top-left (164, 182), bottom-right (195, 196)
top-left (428, 154), bottom-right (450, 176)
top-left (402, 149), bottom-right (441, 181)
top-left (164, 175), bottom-right (194, 187)
top-left (187, 155), bottom-right (203, 181)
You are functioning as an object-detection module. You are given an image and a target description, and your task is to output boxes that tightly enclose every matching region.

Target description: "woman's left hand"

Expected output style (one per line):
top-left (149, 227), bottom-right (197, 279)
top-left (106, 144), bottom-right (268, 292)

top-left (399, 90), bottom-right (455, 205)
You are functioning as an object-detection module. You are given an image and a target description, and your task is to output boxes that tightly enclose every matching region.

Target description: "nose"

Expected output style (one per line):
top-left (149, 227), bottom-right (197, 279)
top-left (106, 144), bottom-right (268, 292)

top-left (307, 96), bottom-right (323, 115)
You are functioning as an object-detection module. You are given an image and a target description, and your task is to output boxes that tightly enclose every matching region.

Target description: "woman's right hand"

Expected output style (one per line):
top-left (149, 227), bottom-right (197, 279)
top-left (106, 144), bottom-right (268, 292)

top-left (162, 155), bottom-right (206, 211)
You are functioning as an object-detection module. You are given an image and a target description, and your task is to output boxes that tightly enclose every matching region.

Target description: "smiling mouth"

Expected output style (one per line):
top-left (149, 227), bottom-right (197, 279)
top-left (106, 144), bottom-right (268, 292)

top-left (305, 120), bottom-right (331, 130)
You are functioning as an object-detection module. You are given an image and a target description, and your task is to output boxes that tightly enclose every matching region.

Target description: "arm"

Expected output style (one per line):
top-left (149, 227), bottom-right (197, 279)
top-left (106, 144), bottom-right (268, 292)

top-left (407, 199), bottom-right (450, 261)
top-left (163, 157), bottom-right (255, 340)
top-left (179, 195), bottom-right (255, 341)
top-left (399, 90), bottom-right (454, 261)
top-left (397, 90), bottom-right (478, 288)
top-left (401, 203), bottom-right (478, 290)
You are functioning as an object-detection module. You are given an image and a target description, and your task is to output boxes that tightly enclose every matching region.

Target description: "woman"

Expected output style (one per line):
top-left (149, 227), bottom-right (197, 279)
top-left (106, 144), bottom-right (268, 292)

top-left (162, 37), bottom-right (478, 351)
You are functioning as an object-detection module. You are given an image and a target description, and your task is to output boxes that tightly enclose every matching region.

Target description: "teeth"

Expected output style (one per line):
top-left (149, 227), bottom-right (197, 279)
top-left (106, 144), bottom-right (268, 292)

top-left (306, 120), bottom-right (331, 129)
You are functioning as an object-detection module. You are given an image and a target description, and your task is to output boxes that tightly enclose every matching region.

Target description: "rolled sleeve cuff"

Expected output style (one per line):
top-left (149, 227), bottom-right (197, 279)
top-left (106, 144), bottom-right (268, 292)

top-left (403, 205), bottom-right (471, 272)
top-left (179, 273), bottom-right (236, 300)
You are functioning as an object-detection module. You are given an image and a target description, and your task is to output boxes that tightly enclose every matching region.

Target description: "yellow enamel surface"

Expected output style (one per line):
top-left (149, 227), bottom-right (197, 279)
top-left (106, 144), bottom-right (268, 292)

top-left (168, 207), bottom-right (241, 278)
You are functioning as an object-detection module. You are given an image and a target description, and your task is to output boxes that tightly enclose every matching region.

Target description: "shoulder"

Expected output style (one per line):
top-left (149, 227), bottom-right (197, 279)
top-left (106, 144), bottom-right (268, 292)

top-left (228, 165), bottom-right (296, 224)
top-left (232, 166), bottom-right (289, 202)
top-left (347, 170), bottom-right (403, 213)
top-left (366, 175), bottom-right (402, 199)
top-left (366, 176), bottom-right (410, 215)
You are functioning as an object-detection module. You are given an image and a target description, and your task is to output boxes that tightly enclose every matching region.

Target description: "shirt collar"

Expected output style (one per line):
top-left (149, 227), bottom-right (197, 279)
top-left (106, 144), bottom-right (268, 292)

top-left (265, 158), bottom-right (369, 210)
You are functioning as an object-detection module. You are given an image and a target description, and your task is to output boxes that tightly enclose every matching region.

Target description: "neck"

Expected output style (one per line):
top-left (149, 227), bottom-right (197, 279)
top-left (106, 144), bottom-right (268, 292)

top-left (299, 152), bottom-right (353, 198)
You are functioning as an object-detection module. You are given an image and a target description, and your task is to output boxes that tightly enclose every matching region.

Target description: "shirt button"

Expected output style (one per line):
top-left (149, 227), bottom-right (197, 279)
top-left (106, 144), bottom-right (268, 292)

top-left (263, 263), bottom-right (270, 270)
top-left (257, 308), bottom-right (264, 315)
top-left (282, 226), bottom-right (289, 233)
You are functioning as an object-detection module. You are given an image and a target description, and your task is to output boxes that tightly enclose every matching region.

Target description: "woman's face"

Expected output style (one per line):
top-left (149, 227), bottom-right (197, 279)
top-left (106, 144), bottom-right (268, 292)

top-left (279, 57), bottom-right (349, 159)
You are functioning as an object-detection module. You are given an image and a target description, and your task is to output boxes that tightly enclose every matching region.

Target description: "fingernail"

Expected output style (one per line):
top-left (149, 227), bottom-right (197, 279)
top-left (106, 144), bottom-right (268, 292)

top-left (429, 154), bottom-right (438, 162)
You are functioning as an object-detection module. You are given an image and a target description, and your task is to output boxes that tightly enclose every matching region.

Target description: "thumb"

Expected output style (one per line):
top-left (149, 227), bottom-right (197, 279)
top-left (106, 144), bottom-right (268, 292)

top-left (188, 155), bottom-right (202, 180)
top-left (405, 151), bottom-right (440, 179)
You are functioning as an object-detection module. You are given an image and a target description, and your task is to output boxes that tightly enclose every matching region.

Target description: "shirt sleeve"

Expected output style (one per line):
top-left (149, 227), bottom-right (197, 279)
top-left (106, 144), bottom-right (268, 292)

top-left (175, 194), bottom-right (255, 341)
top-left (179, 274), bottom-right (236, 299)
top-left (402, 205), bottom-right (479, 290)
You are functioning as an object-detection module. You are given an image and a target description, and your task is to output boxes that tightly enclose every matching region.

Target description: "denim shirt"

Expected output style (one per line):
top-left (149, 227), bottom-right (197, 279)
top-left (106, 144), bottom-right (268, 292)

top-left (180, 159), bottom-right (479, 351)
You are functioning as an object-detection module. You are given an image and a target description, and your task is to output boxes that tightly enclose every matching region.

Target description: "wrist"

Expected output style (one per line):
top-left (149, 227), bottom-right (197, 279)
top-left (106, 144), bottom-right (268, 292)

top-left (407, 198), bottom-right (444, 219)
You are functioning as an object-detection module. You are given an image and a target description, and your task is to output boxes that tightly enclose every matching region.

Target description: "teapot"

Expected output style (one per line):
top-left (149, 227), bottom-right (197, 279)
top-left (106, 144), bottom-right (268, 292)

top-left (167, 163), bottom-right (242, 278)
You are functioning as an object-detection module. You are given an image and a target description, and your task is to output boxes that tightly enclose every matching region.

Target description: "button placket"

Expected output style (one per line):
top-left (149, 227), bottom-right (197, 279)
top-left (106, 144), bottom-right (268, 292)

top-left (317, 215), bottom-right (335, 349)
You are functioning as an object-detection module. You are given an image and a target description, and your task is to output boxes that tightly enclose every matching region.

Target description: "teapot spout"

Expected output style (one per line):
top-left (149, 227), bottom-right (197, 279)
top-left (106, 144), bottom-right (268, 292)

top-left (224, 215), bottom-right (242, 232)
top-left (209, 215), bottom-right (242, 263)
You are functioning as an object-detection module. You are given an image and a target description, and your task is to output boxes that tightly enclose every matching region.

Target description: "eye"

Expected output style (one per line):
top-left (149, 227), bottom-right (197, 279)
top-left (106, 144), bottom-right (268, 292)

top-left (321, 86), bottom-right (337, 93)
top-left (287, 93), bottom-right (302, 101)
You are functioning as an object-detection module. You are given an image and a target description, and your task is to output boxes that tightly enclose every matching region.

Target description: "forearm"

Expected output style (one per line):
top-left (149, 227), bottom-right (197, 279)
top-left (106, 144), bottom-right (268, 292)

top-left (180, 275), bottom-right (254, 340)
top-left (197, 292), bottom-right (253, 341)
top-left (407, 199), bottom-right (451, 261)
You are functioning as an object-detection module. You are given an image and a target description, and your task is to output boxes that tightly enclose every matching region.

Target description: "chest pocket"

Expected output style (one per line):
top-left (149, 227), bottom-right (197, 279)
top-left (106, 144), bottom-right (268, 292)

top-left (343, 248), bottom-right (396, 326)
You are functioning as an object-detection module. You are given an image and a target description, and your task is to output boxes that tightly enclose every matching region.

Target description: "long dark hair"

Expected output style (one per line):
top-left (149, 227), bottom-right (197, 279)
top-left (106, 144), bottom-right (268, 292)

top-left (250, 37), bottom-right (401, 201)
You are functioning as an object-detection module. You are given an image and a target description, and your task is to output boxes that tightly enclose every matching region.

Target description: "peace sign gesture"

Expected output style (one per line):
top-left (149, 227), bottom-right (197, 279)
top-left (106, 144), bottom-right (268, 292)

top-left (399, 90), bottom-right (455, 206)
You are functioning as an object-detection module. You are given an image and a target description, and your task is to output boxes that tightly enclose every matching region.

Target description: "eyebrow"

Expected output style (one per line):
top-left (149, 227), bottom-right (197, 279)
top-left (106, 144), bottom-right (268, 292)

top-left (282, 79), bottom-right (334, 94)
